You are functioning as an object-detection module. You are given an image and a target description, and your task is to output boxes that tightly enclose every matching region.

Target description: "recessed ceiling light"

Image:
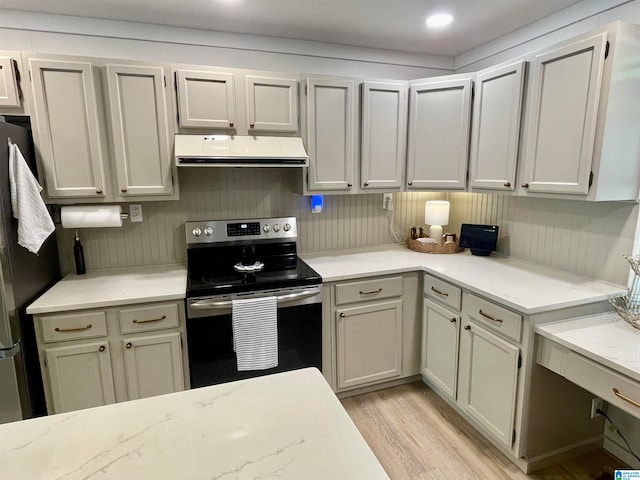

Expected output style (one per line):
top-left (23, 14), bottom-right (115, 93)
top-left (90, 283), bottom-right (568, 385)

top-left (426, 13), bottom-right (454, 28)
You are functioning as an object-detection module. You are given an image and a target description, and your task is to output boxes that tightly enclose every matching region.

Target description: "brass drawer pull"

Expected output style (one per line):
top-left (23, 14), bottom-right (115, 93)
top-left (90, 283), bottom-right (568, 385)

top-left (132, 315), bottom-right (167, 324)
top-left (503, 182), bottom-right (511, 187)
top-left (55, 324), bottom-right (92, 333)
top-left (613, 388), bottom-right (640, 409)
top-left (478, 309), bottom-right (503, 323)
top-left (96, 189), bottom-right (103, 195)
top-left (126, 342), bottom-right (132, 349)
top-left (430, 286), bottom-right (449, 297)
top-left (99, 345), bottom-right (106, 352)
top-left (463, 325), bottom-right (471, 331)
top-left (521, 183), bottom-right (529, 188)
top-left (339, 312), bottom-right (345, 318)
top-left (229, 122), bottom-right (234, 128)
top-left (449, 317), bottom-right (456, 323)
top-left (121, 187), bottom-right (127, 193)
top-left (359, 288), bottom-right (382, 295)
top-left (363, 182), bottom-right (369, 187)
top-left (250, 123), bottom-right (255, 128)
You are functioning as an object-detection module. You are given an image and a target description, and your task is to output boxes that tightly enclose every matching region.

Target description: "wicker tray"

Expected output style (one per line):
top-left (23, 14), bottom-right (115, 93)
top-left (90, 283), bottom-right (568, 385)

top-left (407, 239), bottom-right (463, 254)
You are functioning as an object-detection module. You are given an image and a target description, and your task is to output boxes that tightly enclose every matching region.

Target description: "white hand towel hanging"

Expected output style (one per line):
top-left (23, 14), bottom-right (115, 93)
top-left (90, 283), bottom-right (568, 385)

top-left (9, 142), bottom-right (55, 254)
top-left (232, 296), bottom-right (278, 371)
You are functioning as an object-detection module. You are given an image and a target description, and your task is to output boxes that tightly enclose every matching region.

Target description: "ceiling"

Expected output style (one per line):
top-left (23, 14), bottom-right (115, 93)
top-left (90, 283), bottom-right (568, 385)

top-left (1, 0), bottom-right (587, 56)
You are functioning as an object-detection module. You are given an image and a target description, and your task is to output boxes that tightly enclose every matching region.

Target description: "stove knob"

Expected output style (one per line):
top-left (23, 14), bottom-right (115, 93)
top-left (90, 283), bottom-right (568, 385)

top-left (203, 227), bottom-right (213, 236)
top-left (283, 223), bottom-right (291, 232)
top-left (263, 224), bottom-right (271, 233)
top-left (192, 227), bottom-right (202, 237)
top-left (273, 224), bottom-right (281, 232)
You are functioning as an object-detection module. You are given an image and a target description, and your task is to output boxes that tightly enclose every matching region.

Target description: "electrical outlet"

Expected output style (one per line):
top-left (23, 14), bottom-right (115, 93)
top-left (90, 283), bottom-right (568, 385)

top-left (591, 397), bottom-right (605, 419)
top-left (383, 193), bottom-right (393, 211)
top-left (129, 204), bottom-right (143, 223)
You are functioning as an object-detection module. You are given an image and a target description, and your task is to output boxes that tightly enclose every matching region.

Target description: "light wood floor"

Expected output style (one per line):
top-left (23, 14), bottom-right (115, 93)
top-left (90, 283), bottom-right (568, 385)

top-left (341, 381), bottom-right (626, 480)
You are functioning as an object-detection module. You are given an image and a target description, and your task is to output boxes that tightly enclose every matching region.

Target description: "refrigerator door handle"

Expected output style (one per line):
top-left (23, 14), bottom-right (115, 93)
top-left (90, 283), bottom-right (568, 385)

top-left (0, 339), bottom-right (20, 359)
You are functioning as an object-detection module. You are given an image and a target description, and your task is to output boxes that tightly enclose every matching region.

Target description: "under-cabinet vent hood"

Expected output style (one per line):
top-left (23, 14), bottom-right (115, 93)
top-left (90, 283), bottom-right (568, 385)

top-left (175, 135), bottom-right (308, 167)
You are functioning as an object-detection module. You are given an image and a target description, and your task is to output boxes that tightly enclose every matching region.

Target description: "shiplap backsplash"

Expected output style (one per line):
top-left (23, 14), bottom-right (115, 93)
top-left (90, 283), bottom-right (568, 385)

top-left (56, 169), bottom-right (636, 286)
top-left (56, 169), bottom-right (442, 274)
top-left (447, 192), bottom-right (637, 286)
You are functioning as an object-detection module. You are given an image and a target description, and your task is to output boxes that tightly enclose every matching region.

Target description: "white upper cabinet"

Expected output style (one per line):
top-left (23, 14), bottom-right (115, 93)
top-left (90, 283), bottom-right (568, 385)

top-left (28, 57), bottom-right (109, 199)
top-left (105, 64), bottom-right (174, 197)
top-left (246, 75), bottom-right (298, 133)
top-left (360, 80), bottom-right (407, 191)
top-left (469, 60), bottom-right (526, 191)
top-left (303, 76), bottom-right (357, 192)
top-left (175, 69), bottom-right (236, 130)
top-left (518, 22), bottom-right (640, 201)
top-left (0, 53), bottom-right (21, 108)
top-left (407, 74), bottom-right (473, 190)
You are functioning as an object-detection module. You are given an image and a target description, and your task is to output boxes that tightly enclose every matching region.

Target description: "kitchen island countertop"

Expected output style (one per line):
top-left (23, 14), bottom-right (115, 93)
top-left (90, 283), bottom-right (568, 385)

top-left (0, 368), bottom-right (389, 480)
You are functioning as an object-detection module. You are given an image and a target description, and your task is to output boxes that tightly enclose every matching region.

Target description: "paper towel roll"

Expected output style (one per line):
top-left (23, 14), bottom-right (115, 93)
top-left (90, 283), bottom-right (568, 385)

top-left (61, 205), bottom-right (123, 228)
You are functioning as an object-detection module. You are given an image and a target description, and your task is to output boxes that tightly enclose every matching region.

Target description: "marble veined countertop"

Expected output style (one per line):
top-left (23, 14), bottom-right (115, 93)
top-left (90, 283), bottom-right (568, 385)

top-left (536, 312), bottom-right (640, 382)
top-left (26, 264), bottom-right (187, 315)
top-left (302, 245), bottom-right (625, 315)
top-left (0, 368), bottom-right (389, 480)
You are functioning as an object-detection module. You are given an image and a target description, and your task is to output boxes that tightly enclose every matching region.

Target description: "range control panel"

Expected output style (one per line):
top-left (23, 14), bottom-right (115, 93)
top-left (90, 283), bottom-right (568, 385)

top-left (185, 217), bottom-right (297, 245)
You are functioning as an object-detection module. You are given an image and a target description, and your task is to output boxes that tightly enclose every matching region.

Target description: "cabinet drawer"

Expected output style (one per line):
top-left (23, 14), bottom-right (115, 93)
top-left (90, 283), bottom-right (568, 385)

top-left (334, 276), bottom-right (402, 305)
top-left (424, 274), bottom-right (461, 311)
top-left (119, 303), bottom-right (180, 334)
top-left (463, 293), bottom-right (522, 343)
top-left (40, 311), bottom-right (108, 343)
top-left (564, 352), bottom-right (640, 420)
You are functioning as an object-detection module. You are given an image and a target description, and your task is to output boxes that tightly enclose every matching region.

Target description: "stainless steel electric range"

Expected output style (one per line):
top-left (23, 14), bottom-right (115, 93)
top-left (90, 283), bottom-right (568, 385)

top-left (184, 217), bottom-right (322, 387)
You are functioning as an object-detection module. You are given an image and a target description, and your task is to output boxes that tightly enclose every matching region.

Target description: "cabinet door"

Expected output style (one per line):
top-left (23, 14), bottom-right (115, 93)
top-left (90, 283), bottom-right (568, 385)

top-left (305, 78), bottom-right (357, 191)
top-left (106, 64), bottom-right (173, 196)
top-left (176, 69), bottom-right (236, 129)
top-left (122, 332), bottom-right (184, 400)
top-left (469, 61), bottom-right (526, 191)
top-left (520, 33), bottom-right (607, 195)
top-left (336, 299), bottom-right (402, 390)
top-left (0, 55), bottom-right (20, 108)
top-left (421, 300), bottom-right (460, 400)
top-left (458, 320), bottom-right (519, 448)
top-left (361, 81), bottom-right (407, 191)
top-left (29, 58), bottom-right (108, 198)
top-left (407, 76), bottom-right (472, 190)
top-left (246, 75), bottom-right (298, 133)
top-left (44, 341), bottom-right (115, 414)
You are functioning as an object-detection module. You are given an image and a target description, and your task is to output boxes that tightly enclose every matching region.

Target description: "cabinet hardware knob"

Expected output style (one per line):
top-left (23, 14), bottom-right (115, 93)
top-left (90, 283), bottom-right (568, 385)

top-left (408, 181), bottom-right (413, 186)
top-left (250, 123), bottom-right (255, 128)
top-left (126, 342), bottom-right (132, 349)
top-left (229, 122), bottom-right (234, 128)
top-left (449, 317), bottom-right (456, 323)
top-left (96, 189), bottom-right (103, 195)
top-left (503, 182), bottom-right (511, 187)
top-left (347, 183), bottom-right (353, 188)
top-left (99, 345), bottom-right (106, 352)
top-left (359, 288), bottom-right (382, 295)
top-left (430, 286), bottom-right (449, 297)
top-left (363, 182), bottom-right (369, 187)
top-left (463, 325), bottom-right (471, 331)
top-left (339, 312), bottom-right (346, 318)
top-left (521, 183), bottom-right (529, 188)
top-left (478, 309), bottom-right (503, 323)
top-left (613, 387), bottom-right (640, 409)
top-left (121, 187), bottom-right (127, 193)
top-left (133, 315), bottom-right (166, 324)
top-left (55, 324), bottom-right (92, 333)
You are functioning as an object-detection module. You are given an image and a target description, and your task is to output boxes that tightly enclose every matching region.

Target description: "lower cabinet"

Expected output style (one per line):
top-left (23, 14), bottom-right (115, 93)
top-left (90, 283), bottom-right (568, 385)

top-left (44, 341), bottom-right (115, 414)
top-left (329, 273), bottom-right (422, 394)
top-left (336, 299), bottom-right (402, 389)
top-left (35, 300), bottom-right (189, 414)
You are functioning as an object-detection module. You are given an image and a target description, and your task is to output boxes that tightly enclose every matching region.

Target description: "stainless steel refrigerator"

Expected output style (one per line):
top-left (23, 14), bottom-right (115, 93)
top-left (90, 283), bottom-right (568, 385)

top-left (0, 118), bottom-right (60, 423)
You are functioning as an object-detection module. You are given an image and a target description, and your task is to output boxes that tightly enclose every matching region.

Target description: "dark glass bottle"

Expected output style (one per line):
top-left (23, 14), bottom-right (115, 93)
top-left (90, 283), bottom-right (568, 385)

top-left (73, 231), bottom-right (86, 275)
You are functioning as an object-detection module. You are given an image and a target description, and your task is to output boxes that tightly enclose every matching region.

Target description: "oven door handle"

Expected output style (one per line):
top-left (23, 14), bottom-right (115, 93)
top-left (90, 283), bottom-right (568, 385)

top-left (190, 289), bottom-right (321, 309)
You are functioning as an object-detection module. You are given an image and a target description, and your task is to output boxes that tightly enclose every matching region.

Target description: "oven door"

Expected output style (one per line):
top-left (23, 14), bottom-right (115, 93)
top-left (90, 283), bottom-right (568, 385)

top-left (186, 286), bottom-right (322, 387)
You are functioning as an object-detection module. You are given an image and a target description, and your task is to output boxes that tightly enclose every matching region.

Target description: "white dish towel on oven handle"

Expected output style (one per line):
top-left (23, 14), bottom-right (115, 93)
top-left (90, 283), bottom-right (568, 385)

top-left (232, 296), bottom-right (278, 371)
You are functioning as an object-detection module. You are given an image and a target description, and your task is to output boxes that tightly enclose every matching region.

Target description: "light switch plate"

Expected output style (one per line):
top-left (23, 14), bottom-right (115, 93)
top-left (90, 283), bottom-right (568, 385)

top-left (130, 204), bottom-right (143, 222)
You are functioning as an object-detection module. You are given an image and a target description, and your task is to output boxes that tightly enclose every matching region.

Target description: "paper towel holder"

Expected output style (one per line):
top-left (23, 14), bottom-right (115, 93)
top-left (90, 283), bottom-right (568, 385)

top-left (52, 205), bottom-right (129, 226)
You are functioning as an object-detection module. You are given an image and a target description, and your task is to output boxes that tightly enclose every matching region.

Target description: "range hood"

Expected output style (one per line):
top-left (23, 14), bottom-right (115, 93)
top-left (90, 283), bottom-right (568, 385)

top-left (175, 135), bottom-right (308, 167)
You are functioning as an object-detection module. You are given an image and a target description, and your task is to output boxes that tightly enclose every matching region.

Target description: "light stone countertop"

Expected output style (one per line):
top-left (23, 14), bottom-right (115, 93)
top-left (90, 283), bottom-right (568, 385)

top-left (535, 312), bottom-right (640, 383)
top-left (26, 264), bottom-right (187, 315)
top-left (301, 245), bottom-right (626, 315)
top-left (0, 368), bottom-right (389, 480)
